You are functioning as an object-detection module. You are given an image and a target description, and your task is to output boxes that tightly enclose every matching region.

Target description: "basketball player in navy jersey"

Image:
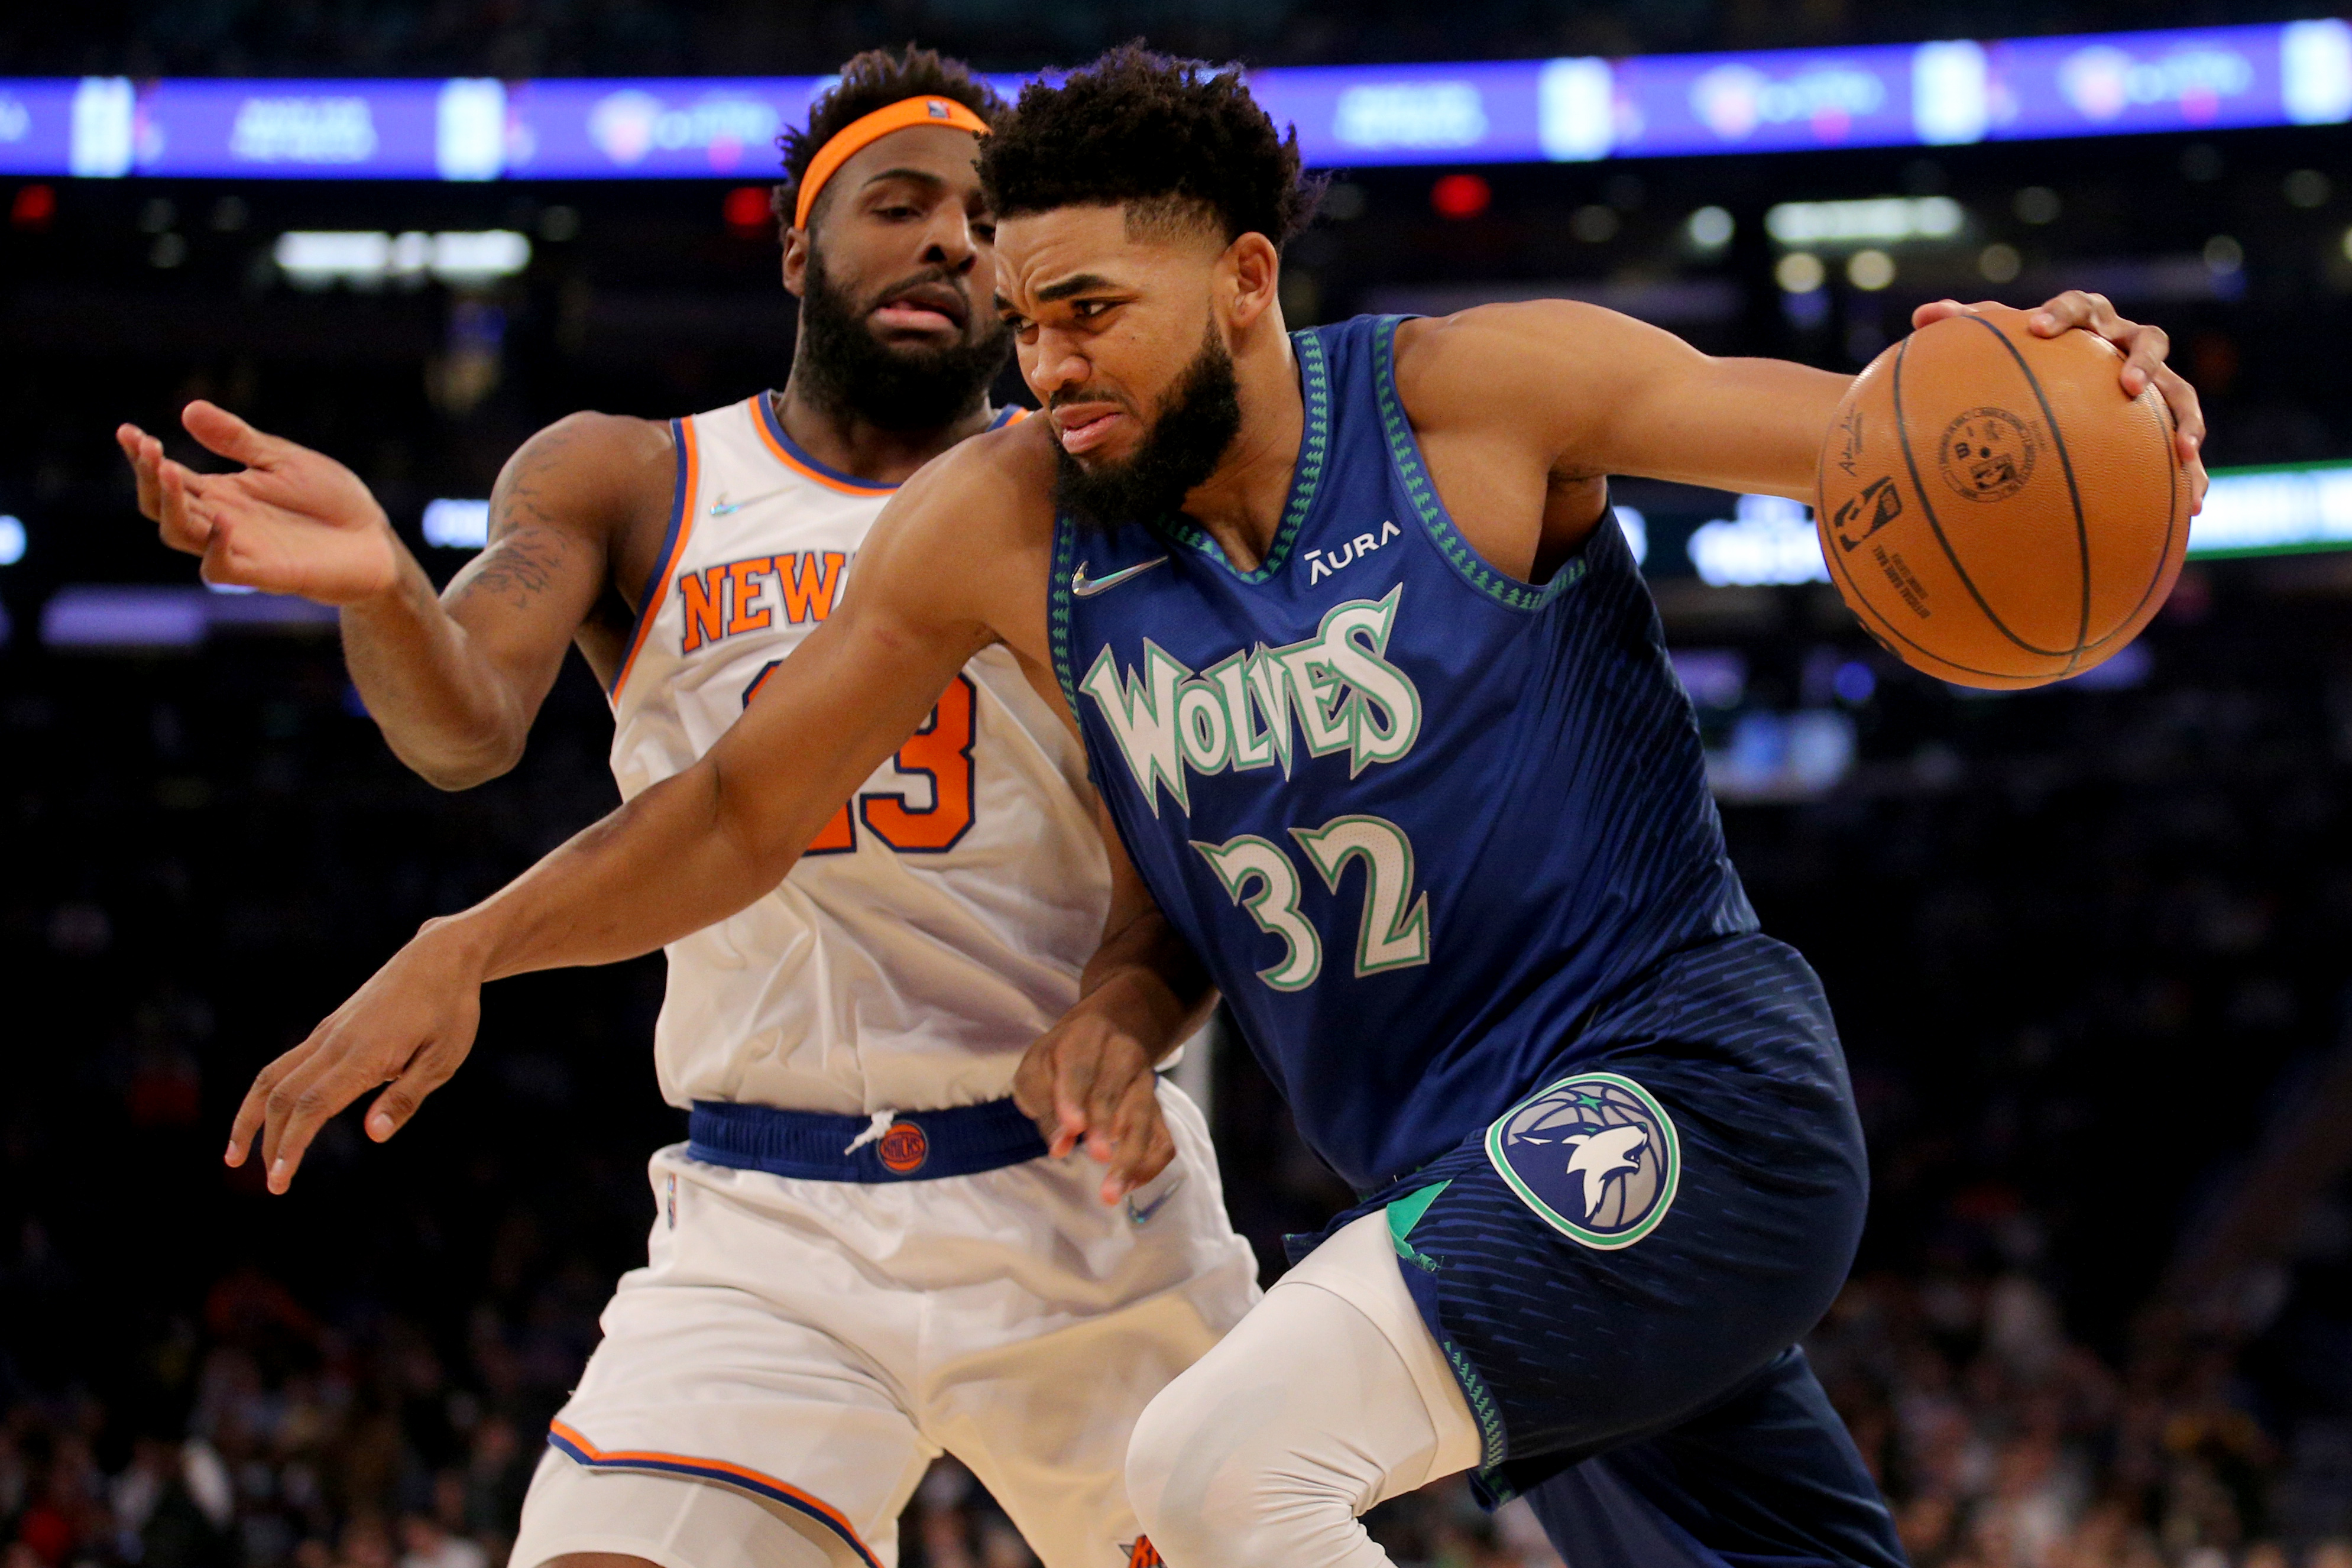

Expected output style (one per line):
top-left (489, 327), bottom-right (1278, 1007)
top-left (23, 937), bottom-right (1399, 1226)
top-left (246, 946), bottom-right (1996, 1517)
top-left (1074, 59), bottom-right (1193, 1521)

top-left (188, 46), bottom-right (2207, 1568)
top-left (120, 48), bottom-right (1261, 1568)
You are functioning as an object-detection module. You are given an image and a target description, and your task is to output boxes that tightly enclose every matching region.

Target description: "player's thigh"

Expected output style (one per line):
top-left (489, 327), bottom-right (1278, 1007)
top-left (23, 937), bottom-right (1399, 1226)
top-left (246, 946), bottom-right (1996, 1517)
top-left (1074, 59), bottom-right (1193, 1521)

top-left (920, 1102), bottom-right (1261, 1568)
top-left (546, 1275), bottom-right (932, 1567)
top-left (1522, 1348), bottom-right (1906, 1568)
top-left (514, 1447), bottom-right (852, 1568)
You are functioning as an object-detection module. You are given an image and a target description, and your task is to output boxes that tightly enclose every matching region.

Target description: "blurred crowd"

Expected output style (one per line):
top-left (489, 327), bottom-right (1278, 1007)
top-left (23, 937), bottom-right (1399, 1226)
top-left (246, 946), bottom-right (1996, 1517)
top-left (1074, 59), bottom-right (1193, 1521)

top-left (7, 574), bottom-right (2352, 1568)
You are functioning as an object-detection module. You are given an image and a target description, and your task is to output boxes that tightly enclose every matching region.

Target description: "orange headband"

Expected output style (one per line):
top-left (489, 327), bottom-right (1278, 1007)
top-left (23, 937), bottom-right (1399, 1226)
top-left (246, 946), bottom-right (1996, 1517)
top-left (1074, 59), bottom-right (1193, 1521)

top-left (793, 95), bottom-right (991, 230)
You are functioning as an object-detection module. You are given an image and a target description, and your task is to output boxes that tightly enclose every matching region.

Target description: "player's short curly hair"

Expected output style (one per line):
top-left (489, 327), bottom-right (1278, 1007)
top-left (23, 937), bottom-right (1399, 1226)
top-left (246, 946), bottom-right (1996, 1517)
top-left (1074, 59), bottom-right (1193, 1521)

top-left (979, 45), bottom-right (1323, 250)
top-left (774, 46), bottom-right (1005, 235)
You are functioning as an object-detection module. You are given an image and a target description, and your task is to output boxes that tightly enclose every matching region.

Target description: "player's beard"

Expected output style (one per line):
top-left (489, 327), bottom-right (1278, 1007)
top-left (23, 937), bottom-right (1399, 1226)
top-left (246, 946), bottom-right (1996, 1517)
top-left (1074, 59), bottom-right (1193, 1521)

top-left (795, 248), bottom-right (1012, 432)
top-left (1054, 322), bottom-right (1243, 539)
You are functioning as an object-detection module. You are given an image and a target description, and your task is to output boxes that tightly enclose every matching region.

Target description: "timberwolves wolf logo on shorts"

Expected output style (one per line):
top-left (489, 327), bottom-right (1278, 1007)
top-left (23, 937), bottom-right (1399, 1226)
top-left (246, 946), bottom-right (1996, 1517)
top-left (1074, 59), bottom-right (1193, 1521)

top-left (1484, 1072), bottom-right (1679, 1249)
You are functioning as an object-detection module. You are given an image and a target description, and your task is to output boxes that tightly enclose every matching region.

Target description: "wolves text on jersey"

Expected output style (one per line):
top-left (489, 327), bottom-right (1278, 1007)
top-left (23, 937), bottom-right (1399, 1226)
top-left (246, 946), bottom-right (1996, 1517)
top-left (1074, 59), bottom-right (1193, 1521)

top-left (681, 551), bottom-right (848, 654)
top-left (1078, 587), bottom-right (1423, 817)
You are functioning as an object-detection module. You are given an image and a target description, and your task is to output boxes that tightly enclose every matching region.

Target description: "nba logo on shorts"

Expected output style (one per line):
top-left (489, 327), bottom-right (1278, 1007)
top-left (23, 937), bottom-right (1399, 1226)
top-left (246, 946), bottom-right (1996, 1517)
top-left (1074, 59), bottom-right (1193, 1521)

top-left (1484, 1071), bottom-right (1679, 1250)
top-left (878, 1121), bottom-right (929, 1175)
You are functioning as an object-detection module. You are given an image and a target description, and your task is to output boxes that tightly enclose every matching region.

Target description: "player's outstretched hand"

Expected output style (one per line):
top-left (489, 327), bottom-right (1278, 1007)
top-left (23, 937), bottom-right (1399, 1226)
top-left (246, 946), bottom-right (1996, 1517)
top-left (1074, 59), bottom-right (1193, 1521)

top-left (116, 400), bottom-right (401, 602)
top-left (1014, 995), bottom-right (1178, 1207)
top-left (226, 919), bottom-right (488, 1194)
top-left (1913, 293), bottom-right (2209, 514)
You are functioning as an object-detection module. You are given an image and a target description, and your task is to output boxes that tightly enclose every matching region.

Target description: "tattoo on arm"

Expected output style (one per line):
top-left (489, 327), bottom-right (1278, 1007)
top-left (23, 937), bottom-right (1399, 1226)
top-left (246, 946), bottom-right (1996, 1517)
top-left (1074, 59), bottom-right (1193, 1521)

top-left (449, 426), bottom-right (587, 614)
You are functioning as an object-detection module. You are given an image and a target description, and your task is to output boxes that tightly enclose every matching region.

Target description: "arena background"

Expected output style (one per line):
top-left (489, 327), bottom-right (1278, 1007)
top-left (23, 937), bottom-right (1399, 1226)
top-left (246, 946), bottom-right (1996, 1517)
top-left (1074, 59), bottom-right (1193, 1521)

top-left (8, 5), bottom-right (2352, 1567)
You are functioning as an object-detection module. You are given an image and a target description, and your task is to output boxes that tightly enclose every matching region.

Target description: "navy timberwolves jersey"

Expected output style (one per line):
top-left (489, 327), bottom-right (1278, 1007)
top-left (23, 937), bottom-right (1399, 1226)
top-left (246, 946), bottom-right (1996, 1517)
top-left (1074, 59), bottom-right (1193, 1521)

top-left (1051, 315), bottom-right (1757, 1193)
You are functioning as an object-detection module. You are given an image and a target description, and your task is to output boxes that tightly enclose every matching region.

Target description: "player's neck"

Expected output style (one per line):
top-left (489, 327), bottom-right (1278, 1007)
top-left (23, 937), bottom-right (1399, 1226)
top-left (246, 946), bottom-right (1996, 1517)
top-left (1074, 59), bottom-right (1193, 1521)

top-left (769, 383), bottom-right (997, 488)
top-left (1180, 333), bottom-right (1304, 575)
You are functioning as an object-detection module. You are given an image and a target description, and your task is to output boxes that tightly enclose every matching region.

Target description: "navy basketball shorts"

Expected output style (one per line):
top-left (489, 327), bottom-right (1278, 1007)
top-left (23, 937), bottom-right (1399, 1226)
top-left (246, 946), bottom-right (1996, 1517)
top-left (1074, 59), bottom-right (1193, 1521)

top-left (1301, 932), bottom-right (1909, 1568)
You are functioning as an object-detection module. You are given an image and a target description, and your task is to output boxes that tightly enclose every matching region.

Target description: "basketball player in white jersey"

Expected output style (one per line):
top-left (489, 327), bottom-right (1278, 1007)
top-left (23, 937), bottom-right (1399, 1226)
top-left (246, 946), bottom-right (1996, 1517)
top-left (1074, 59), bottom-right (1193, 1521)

top-left (117, 47), bottom-right (1256, 1568)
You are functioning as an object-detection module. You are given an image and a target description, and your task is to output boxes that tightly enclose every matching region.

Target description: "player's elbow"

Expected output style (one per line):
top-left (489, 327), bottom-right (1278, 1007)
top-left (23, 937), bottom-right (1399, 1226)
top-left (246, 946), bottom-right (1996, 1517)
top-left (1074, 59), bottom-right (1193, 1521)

top-left (393, 721), bottom-right (529, 792)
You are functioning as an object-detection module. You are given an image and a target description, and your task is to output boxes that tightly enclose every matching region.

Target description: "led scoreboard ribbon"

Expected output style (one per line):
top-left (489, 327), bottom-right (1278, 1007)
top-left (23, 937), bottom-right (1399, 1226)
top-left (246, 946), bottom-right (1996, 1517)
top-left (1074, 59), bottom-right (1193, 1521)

top-left (1, 18), bottom-right (2346, 180)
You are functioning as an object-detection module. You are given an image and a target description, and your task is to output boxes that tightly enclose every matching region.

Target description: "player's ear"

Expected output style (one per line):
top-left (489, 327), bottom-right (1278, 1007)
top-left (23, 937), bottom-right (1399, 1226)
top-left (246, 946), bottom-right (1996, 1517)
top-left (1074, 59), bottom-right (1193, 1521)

top-left (1223, 232), bottom-right (1280, 332)
top-left (782, 225), bottom-right (812, 299)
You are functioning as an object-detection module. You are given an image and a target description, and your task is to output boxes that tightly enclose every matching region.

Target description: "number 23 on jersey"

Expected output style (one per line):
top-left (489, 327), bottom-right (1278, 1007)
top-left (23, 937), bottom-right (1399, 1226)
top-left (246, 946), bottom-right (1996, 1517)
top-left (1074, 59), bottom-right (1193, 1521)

top-left (743, 665), bottom-right (978, 855)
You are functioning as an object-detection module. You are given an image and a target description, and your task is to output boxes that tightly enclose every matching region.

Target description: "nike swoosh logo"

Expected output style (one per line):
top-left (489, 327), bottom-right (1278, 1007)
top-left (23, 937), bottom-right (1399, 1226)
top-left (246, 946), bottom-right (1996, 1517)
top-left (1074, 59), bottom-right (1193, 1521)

top-left (1071, 557), bottom-right (1169, 598)
top-left (709, 487), bottom-right (788, 517)
top-left (1126, 1176), bottom-right (1184, 1226)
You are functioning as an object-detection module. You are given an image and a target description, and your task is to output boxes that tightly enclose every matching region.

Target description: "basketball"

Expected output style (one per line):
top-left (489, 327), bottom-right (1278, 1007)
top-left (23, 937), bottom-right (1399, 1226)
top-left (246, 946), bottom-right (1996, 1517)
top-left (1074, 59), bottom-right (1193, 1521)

top-left (1815, 303), bottom-right (2189, 689)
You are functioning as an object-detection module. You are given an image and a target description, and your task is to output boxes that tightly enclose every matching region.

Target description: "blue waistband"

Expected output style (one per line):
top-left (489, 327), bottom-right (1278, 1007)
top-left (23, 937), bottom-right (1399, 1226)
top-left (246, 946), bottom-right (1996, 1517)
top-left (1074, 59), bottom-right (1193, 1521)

top-left (686, 1097), bottom-right (1051, 1183)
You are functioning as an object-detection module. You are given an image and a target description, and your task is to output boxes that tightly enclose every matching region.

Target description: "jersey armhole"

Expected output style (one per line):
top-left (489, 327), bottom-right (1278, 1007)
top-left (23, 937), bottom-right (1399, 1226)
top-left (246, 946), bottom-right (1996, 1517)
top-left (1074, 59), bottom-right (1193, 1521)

top-left (609, 416), bottom-right (699, 699)
top-left (1371, 315), bottom-right (1586, 615)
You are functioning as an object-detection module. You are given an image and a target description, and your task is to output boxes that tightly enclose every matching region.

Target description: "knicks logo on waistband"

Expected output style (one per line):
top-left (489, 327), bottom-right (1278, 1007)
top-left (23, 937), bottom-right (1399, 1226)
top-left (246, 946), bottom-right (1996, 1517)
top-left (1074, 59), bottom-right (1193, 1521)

top-left (877, 1122), bottom-right (929, 1174)
top-left (1485, 1072), bottom-right (1679, 1250)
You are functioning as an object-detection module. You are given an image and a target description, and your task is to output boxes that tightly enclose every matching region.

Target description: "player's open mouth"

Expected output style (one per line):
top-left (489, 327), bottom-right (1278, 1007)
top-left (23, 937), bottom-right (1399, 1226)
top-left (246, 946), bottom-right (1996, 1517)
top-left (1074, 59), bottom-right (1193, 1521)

top-left (1052, 407), bottom-right (1126, 455)
top-left (870, 284), bottom-right (967, 334)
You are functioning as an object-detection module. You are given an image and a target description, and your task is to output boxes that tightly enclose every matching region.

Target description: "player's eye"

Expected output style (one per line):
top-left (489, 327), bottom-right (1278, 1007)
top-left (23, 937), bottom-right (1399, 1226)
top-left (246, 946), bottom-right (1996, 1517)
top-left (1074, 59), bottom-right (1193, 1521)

top-left (1071, 299), bottom-right (1111, 320)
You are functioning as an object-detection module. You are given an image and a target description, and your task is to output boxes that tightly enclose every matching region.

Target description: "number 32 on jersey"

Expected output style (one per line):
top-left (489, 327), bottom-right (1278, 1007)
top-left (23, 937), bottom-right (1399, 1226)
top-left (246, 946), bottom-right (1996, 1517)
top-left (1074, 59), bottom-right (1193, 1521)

top-left (1193, 815), bottom-right (1430, 990)
top-left (744, 663), bottom-right (977, 855)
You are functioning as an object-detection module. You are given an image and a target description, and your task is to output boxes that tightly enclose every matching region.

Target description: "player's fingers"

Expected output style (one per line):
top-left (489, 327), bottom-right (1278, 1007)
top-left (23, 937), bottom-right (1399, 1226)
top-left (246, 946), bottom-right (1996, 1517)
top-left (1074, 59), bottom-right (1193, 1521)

top-left (226, 1044), bottom-right (312, 1166)
top-left (2029, 289), bottom-right (2116, 337)
top-left (1102, 1078), bottom-right (1173, 1198)
top-left (2150, 363), bottom-right (2205, 459)
top-left (1910, 298), bottom-right (1977, 329)
top-left (257, 1042), bottom-right (391, 1193)
top-left (1081, 1041), bottom-right (1143, 1158)
top-left (1051, 1038), bottom-right (1102, 1158)
top-left (182, 399), bottom-right (291, 470)
top-left (157, 459), bottom-right (216, 552)
top-left (2116, 324), bottom-right (2172, 399)
top-left (363, 1039), bottom-right (463, 1142)
top-left (1011, 1039), bottom-right (1060, 1132)
top-left (118, 426), bottom-right (164, 519)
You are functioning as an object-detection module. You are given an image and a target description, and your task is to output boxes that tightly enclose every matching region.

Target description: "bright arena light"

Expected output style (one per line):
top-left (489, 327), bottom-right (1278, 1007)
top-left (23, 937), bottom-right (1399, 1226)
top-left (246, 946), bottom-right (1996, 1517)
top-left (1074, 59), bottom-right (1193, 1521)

top-left (1613, 506), bottom-right (1648, 565)
top-left (2188, 461), bottom-right (2352, 557)
top-left (1776, 252), bottom-right (1826, 293)
top-left (422, 498), bottom-right (492, 549)
top-left (1686, 205), bottom-right (1735, 248)
top-left (1764, 195), bottom-right (1964, 247)
top-left (1687, 494), bottom-right (1829, 587)
top-left (274, 229), bottom-right (531, 287)
top-left (0, 514), bottom-right (24, 566)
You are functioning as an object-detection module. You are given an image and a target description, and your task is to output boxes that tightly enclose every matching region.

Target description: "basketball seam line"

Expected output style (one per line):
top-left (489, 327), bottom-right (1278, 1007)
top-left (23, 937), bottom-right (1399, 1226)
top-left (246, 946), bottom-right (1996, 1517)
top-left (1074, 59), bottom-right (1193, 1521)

top-left (1965, 312), bottom-right (2092, 671)
top-left (1827, 341), bottom-right (2065, 683)
top-left (1891, 328), bottom-right (2078, 663)
top-left (2074, 384), bottom-right (2185, 655)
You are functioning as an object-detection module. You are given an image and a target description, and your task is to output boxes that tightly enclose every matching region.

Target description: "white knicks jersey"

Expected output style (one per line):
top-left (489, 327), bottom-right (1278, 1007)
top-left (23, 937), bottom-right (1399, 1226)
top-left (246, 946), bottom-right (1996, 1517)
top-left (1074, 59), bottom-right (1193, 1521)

top-left (607, 394), bottom-right (1109, 1116)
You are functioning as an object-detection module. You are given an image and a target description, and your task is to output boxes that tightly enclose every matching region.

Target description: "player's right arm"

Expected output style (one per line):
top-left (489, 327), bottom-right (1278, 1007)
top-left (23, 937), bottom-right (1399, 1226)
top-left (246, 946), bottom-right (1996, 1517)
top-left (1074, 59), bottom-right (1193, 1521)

top-left (224, 427), bottom-right (1049, 1193)
top-left (119, 403), bottom-right (668, 788)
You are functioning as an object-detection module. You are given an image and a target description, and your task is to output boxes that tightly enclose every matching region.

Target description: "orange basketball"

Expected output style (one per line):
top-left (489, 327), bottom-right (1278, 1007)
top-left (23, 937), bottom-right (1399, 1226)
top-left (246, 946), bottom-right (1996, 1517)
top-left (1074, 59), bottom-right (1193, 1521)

top-left (1814, 303), bottom-right (2189, 689)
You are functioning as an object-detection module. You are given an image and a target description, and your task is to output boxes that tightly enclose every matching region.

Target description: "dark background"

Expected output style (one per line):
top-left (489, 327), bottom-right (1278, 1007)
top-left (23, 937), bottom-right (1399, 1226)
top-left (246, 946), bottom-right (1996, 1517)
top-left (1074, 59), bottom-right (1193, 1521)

top-left (7, 4), bottom-right (2352, 1567)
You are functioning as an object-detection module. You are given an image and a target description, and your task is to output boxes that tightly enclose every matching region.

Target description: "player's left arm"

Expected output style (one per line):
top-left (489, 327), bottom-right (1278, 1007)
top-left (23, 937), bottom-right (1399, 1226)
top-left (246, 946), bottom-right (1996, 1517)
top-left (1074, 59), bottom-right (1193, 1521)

top-left (1013, 801), bottom-right (1216, 1204)
top-left (1411, 289), bottom-right (2207, 537)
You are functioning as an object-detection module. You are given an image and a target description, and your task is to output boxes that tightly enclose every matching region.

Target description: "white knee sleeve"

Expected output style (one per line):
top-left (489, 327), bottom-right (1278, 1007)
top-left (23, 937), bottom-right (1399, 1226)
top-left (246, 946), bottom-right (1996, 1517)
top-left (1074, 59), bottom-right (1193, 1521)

top-left (1126, 1212), bottom-right (1483, 1568)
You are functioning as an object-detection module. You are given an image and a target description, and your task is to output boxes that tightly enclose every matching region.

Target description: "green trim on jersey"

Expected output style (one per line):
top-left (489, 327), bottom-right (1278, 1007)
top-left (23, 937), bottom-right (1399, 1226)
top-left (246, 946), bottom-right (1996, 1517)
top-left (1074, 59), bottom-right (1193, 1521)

top-left (1370, 315), bottom-right (1588, 614)
top-left (1154, 328), bottom-right (1332, 583)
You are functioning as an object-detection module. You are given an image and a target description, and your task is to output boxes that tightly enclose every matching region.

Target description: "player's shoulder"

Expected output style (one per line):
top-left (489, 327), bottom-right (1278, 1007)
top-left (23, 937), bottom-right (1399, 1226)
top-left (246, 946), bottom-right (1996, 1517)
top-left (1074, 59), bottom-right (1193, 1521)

top-left (1394, 300), bottom-right (1637, 383)
top-left (894, 406), bottom-right (1060, 534)
top-left (491, 410), bottom-right (676, 551)
top-left (523, 409), bottom-right (676, 478)
top-left (1391, 300), bottom-right (1670, 432)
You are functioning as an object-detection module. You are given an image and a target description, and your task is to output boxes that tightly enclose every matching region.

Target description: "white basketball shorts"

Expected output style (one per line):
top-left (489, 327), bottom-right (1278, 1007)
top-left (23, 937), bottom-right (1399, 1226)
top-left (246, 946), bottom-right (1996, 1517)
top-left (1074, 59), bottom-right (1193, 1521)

top-left (509, 1081), bottom-right (1259, 1568)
